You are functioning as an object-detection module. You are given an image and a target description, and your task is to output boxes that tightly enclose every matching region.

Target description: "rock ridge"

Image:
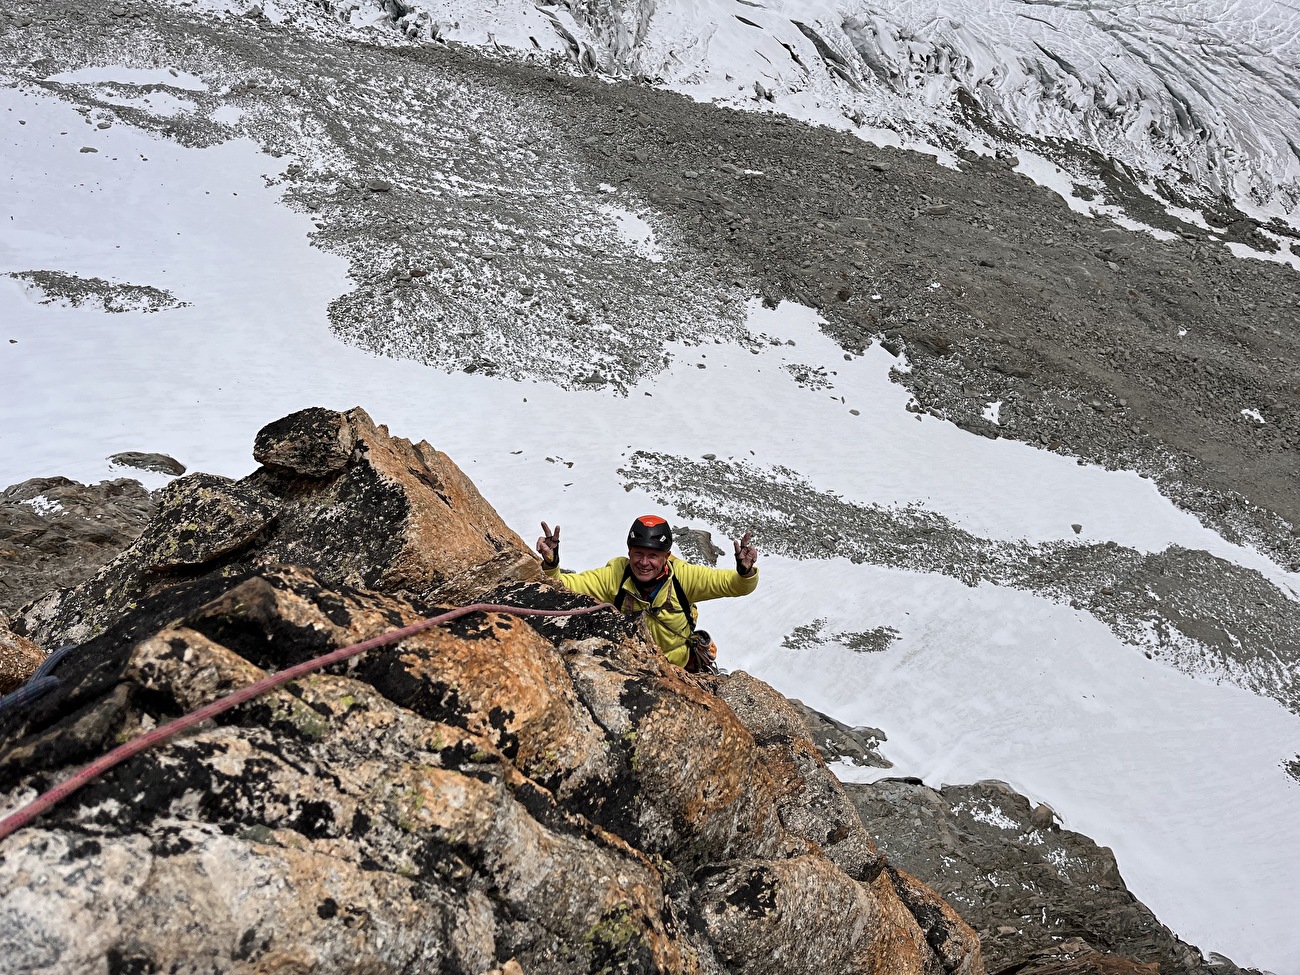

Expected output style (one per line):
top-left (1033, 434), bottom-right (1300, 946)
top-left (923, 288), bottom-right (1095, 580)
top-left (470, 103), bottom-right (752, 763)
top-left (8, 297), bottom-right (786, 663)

top-left (9, 406), bottom-right (541, 651)
top-left (845, 778), bottom-right (1262, 975)
top-left (0, 407), bottom-right (981, 975)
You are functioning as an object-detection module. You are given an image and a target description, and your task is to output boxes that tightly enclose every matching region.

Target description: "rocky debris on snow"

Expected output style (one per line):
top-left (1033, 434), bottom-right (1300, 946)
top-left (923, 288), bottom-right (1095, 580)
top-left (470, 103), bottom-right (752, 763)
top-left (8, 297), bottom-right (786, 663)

top-left (107, 451), bottom-right (186, 476)
top-left (782, 617), bottom-right (900, 655)
top-left (784, 362), bottom-right (835, 390)
top-left (1284, 755), bottom-right (1300, 784)
top-left (10, 11), bottom-right (751, 392)
top-left (790, 698), bottom-right (891, 770)
top-left (673, 525), bottom-right (726, 566)
top-left (10, 407), bottom-right (541, 648)
top-left (8, 270), bottom-right (188, 314)
top-left (782, 618), bottom-right (832, 650)
top-left (837, 628), bottom-right (902, 653)
top-left (846, 778), bottom-right (1256, 975)
top-left (0, 624), bottom-right (45, 694)
top-left (0, 407), bottom-right (982, 975)
top-left (626, 452), bottom-right (1300, 714)
top-left (0, 477), bottom-right (156, 621)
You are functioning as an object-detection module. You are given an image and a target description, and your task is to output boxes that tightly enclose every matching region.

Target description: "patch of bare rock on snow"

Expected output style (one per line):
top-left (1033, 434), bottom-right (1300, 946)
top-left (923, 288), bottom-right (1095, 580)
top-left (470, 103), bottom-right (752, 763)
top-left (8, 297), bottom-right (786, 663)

top-left (7, 270), bottom-right (188, 314)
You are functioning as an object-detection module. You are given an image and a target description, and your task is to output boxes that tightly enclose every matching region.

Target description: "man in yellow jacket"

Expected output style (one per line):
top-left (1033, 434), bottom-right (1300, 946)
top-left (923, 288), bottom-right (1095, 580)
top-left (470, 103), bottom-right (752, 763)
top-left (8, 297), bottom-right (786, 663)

top-left (536, 515), bottom-right (759, 670)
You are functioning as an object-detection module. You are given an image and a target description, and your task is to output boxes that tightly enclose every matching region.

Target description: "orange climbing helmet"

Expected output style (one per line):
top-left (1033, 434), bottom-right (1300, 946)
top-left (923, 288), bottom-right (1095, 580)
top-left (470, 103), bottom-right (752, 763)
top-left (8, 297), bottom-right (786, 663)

top-left (627, 515), bottom-right (673, 551)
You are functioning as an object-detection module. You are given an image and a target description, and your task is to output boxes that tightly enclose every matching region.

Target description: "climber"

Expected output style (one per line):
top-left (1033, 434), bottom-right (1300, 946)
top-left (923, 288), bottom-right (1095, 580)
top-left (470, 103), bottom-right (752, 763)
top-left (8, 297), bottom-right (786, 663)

top-left (535, 516), bottom-right (759, 672)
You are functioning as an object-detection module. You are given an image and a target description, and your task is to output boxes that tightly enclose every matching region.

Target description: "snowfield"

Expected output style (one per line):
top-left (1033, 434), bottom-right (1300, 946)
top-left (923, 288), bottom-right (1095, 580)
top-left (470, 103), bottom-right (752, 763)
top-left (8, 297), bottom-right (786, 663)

top-left (2, 67), bottom-right (1299, 970)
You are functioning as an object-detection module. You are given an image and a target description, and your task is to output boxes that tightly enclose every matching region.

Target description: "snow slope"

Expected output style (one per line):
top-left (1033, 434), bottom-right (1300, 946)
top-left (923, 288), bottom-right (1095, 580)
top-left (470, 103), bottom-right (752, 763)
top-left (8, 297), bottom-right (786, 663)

top-left (2, 71), bottom-right (1299, 971)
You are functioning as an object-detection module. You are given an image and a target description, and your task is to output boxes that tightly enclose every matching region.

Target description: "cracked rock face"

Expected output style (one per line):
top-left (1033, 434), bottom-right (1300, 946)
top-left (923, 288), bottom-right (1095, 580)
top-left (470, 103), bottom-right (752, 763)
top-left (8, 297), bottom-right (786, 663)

top-left (0, 413), bottom-right (983, 972)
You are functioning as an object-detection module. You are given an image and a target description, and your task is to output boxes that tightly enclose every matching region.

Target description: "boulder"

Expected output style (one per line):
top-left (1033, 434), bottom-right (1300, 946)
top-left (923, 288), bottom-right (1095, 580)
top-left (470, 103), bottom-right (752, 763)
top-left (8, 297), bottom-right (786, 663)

top-left (107, 451), bottom-right (186, 476)
top-left (252, 406), bottom-right (355, 477)
top-left (10, 407), bottom-right (541, 648)
top-left (128, 473), bottom-right (276, 571)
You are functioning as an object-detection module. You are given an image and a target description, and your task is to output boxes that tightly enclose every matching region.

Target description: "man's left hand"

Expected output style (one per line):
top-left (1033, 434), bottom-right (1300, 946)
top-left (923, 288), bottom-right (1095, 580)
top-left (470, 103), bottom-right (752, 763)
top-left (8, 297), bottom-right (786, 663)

top-left (734, 531), bottom-right (758, 576)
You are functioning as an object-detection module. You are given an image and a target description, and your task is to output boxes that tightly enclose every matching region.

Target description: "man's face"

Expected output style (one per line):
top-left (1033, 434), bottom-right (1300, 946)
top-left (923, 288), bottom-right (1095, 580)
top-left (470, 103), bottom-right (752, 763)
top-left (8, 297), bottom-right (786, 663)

top-left (628, 546), bottom-right (669, 583)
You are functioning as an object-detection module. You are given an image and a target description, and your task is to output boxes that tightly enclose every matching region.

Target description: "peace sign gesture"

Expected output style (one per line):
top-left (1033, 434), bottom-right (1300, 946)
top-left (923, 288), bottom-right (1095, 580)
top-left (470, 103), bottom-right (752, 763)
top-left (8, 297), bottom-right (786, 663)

top-left (537, 522), bottom-right (561, 567)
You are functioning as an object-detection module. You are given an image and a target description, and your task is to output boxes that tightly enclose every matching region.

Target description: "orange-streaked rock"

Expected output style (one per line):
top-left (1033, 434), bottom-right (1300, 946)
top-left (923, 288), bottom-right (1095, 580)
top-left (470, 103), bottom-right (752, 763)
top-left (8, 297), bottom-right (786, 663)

top-left (0, 408), bottom-right (986, 975)
top-left (0, 623), bottom-right (45, 694)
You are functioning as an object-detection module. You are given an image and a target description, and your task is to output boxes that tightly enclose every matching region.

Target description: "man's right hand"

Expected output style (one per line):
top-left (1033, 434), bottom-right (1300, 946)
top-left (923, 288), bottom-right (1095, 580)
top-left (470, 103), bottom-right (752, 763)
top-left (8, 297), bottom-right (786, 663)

top-left (537, 522), bottom-right (561, 567)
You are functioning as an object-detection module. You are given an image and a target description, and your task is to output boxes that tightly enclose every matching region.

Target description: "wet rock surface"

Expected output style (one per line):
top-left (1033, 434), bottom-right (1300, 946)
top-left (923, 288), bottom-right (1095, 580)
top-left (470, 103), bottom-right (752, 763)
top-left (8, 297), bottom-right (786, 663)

top-left (845, 778), bottom-right (1254, 975)
top-left (0, 477), bottom-right (156, 621)
top-left (0, 411), bottom-right (983, 974)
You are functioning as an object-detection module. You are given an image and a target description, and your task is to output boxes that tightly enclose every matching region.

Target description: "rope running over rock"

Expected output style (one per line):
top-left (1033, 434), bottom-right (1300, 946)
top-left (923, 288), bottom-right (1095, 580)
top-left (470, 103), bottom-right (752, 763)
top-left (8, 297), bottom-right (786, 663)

top-left (0, 600), bottom-right (613, 842)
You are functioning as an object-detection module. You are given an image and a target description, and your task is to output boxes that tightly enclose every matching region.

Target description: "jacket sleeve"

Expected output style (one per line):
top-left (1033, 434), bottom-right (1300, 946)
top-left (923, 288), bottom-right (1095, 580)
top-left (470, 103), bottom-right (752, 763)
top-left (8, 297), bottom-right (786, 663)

top-left (543, 559), bottom-right (627, 603)
top-left (672, 560), bottom-right (759, 602)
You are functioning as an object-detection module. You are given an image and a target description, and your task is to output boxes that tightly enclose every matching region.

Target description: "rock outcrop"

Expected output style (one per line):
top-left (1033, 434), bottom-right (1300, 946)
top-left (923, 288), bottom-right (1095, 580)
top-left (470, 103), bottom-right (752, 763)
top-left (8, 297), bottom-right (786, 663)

top-left (845, 779), bottom-right (1253, 975)
top-left (10, 407), bottom-right (542, 649)
top-left (107, 451), bottom-right (187, 477)
top-left (0, 476), bottom-right (156, 622)
top-left (0, 408), bottom-right (982, 975)
top-left (0, 625), bottom-right (45, 695)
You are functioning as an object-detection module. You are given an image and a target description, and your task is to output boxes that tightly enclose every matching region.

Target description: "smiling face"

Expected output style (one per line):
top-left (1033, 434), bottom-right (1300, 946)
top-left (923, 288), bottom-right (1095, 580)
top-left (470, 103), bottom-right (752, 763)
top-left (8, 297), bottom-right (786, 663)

top-left (628, 545), bottom-right (670, 583)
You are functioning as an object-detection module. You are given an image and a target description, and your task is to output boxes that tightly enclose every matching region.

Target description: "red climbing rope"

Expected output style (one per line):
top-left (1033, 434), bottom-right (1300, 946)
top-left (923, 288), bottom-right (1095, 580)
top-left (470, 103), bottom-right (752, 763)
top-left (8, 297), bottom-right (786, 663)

top-left (0, 600), bottom-right (612, 843)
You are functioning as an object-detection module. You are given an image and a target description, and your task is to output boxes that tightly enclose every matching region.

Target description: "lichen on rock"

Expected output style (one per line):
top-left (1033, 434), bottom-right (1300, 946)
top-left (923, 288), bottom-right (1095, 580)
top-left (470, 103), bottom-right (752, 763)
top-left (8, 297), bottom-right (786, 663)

top-left (0, 408), bottom-right (982, 975)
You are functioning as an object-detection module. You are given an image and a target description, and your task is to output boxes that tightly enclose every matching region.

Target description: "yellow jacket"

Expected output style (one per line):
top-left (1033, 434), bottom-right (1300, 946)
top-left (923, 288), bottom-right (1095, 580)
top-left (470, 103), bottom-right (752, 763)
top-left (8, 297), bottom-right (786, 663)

top-left (545, 556), bottom-right (759, 667)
